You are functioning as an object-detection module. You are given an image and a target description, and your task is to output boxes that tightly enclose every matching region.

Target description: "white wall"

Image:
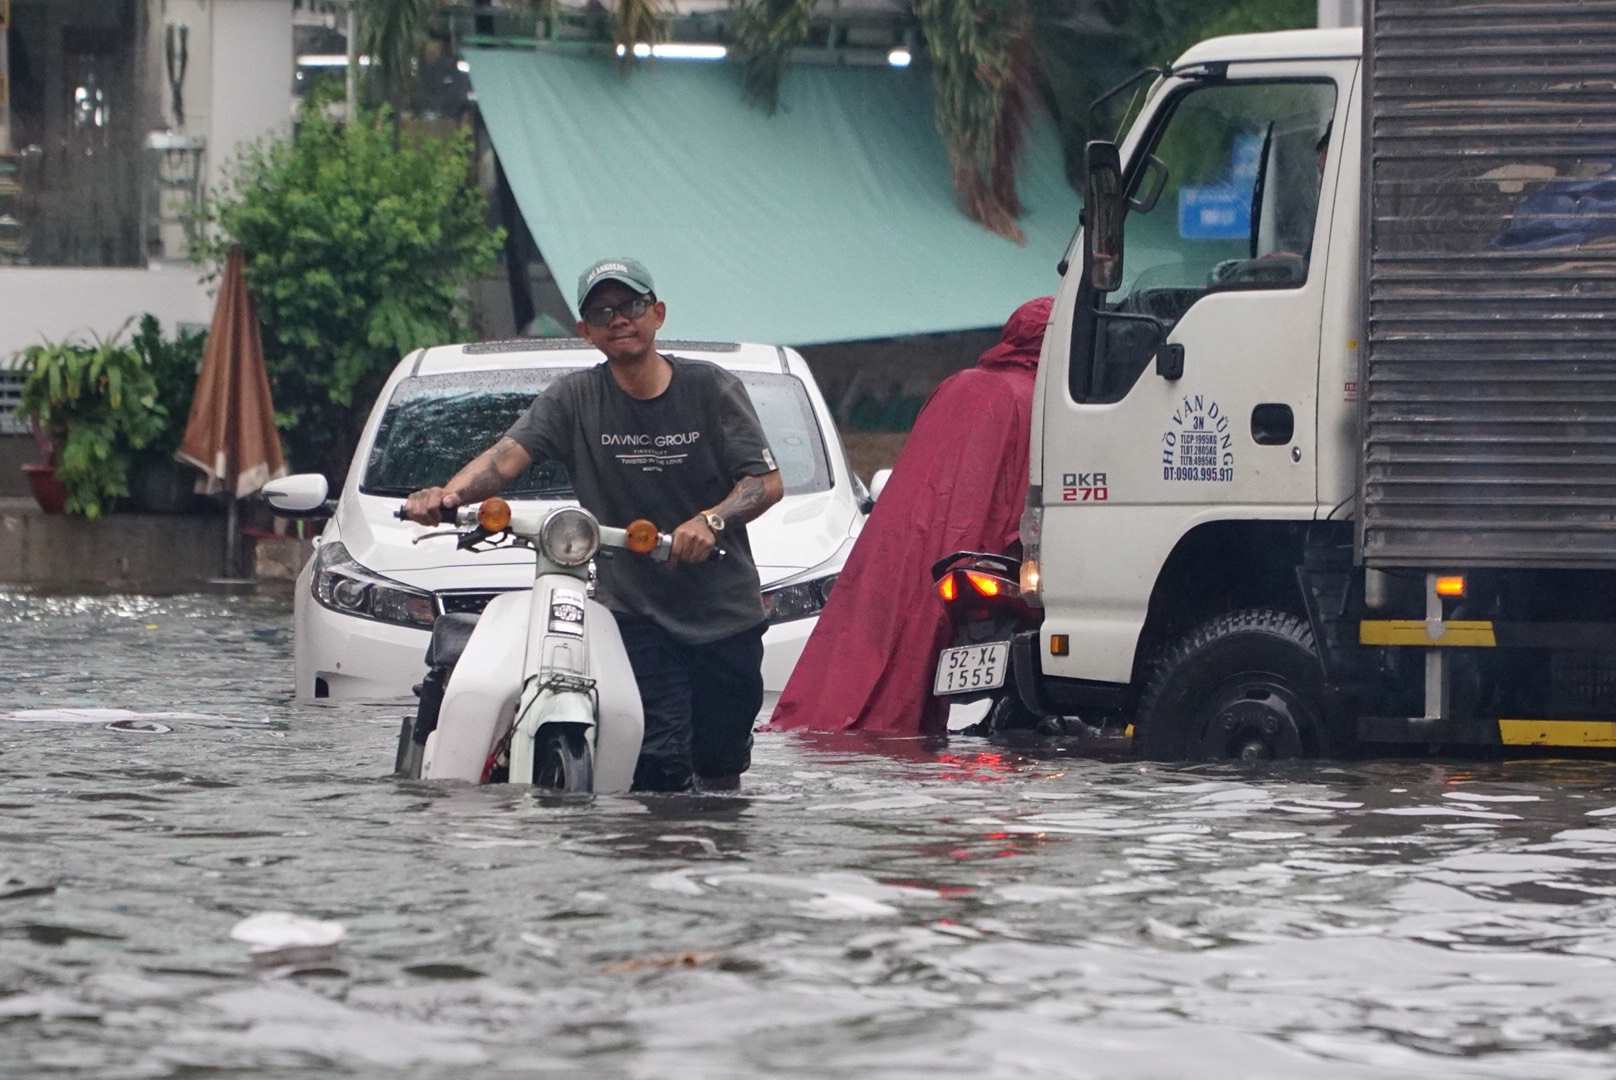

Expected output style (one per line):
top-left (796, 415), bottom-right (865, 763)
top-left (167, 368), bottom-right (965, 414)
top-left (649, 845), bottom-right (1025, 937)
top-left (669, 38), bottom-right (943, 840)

top-left (0, 267), bottom-right (213, 363)
top-left (1318, 0), bottom-right (1364, 27)
top-left (207, 0), bottom-right (294, 195)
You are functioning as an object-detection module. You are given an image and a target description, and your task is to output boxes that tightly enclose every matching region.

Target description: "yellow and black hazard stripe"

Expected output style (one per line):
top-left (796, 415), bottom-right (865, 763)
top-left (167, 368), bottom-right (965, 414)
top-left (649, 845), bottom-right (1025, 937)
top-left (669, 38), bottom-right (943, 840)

top-left (1359, 620), bottom-right (1616, 650)
top-left (1497, 720), bottom-right (1616, 748)
top-left (1359, 620), bottom-right (1496, 647)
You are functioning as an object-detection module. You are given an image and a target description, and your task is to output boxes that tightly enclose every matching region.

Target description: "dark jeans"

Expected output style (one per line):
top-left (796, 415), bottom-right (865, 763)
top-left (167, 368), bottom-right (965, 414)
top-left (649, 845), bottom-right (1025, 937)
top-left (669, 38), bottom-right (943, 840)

top-left (614, 614), bottom-right (766, 793)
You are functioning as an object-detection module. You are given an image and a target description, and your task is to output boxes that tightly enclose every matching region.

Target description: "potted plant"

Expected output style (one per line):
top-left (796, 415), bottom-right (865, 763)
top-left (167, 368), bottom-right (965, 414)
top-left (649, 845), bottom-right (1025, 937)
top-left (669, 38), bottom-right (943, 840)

top-left (20, 422), bottom-right (68, 515)
top-left (129, 314), bottom-right (207, 513)
top-left (16, 323), bottom-right (166, 519)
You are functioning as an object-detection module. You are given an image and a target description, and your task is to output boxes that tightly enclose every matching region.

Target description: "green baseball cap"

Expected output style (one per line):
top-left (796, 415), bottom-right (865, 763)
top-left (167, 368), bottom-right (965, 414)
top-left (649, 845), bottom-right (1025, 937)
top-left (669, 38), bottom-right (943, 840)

top-left (576, 257), bottom-right (655, 310)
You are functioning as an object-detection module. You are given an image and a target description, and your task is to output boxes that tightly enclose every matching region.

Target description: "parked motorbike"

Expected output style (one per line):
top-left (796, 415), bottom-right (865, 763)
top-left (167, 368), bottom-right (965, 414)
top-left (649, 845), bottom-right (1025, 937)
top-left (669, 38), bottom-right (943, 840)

top-left (931, 550), bottom-right (1044, 734)
top-left (392, 497), bottom-right (674, 793)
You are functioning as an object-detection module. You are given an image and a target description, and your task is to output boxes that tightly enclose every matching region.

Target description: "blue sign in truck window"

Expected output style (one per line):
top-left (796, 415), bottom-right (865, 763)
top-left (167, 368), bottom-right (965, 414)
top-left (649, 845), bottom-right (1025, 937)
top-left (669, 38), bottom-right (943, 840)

top-left (1177, 133), bottom-right (1263, 241)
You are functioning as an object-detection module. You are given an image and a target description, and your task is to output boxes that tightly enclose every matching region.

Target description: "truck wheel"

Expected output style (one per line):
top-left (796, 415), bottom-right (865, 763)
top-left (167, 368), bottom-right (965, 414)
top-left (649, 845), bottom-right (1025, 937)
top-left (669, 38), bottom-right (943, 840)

top-left (534, 728), bottom-right (594, 792)
top-left (1135, 609), bottom-right (1327, 762)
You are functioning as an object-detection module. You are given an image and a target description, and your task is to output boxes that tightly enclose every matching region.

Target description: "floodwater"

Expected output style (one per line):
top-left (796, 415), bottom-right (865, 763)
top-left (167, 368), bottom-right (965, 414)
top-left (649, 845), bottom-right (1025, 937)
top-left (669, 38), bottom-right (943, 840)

top-left (4, 592), bottom-right (1616, 1079)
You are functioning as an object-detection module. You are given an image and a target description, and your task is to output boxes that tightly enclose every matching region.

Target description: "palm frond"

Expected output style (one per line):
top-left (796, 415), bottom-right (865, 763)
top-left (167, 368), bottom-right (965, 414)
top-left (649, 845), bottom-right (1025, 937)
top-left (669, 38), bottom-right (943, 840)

top-left (614, 0), bottom-right (666, 68)
top-left (356, 0), bottom-right (439, 99)
top-left (731, 0), bottom-right (816, 113)
top-left (914, 0), bottom-right (1036, 241)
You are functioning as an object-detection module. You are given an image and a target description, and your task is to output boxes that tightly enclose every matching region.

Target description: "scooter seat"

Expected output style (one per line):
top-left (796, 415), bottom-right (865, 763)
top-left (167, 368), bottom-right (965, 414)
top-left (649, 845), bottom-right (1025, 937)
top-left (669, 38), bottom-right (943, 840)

top-left (425, 612), bottom-right (480, 670)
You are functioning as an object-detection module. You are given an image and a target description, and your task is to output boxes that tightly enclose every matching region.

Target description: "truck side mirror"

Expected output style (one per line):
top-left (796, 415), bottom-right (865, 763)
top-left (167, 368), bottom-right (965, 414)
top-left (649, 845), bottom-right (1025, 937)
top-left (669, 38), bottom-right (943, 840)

top-left (1085, 140), bottom-right (1125, 293)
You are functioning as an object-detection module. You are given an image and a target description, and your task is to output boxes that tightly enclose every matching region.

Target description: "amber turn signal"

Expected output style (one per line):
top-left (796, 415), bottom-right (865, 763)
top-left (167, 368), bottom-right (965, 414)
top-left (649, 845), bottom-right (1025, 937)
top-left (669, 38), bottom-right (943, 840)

top-left (477, 497), bottom-right (512, 532)
top-left (1435, 575), bottom-right (1466, 598)
top-left (625, 518), bottom-right (660, 555)
top-left (937, 575), bottom-right (957, 602)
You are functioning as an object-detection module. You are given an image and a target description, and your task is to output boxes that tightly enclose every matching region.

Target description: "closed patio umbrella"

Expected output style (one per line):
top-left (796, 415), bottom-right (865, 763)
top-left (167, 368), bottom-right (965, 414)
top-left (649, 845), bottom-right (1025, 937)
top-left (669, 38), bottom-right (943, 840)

top-left (177, 246), bottom-right (287, 580)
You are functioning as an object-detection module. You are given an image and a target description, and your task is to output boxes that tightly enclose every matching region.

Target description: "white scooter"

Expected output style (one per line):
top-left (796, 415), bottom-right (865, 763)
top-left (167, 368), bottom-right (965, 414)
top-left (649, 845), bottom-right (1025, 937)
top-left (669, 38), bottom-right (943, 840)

top-left (391, 497), bottom-right (665, 793)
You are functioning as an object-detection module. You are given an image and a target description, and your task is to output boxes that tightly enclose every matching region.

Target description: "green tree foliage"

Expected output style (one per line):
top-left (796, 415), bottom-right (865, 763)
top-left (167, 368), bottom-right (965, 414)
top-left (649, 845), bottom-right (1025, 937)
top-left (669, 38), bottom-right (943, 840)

top-left (196, 106), bottom-right (502, 480)
top-left (130, 314), bottom-right (207, 460)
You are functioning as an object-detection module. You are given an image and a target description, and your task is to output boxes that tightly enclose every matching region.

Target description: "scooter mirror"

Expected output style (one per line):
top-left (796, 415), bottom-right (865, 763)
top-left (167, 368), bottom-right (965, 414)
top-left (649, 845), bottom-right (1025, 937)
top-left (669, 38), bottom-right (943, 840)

top-left (262, 473), bottom-right (331, 518)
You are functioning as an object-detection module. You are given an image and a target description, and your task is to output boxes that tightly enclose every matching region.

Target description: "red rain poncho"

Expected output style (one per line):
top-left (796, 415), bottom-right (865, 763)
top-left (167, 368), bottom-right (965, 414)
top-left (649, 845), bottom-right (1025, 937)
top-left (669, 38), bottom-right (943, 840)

top-left (769, 296), bottom-right (1053, 735)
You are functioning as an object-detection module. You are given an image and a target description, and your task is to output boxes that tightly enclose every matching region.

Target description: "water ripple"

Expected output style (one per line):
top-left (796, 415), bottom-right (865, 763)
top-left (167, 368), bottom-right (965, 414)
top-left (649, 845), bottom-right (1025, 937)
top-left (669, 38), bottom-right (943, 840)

top-left (2, 592), bottom-right (1616, 1076)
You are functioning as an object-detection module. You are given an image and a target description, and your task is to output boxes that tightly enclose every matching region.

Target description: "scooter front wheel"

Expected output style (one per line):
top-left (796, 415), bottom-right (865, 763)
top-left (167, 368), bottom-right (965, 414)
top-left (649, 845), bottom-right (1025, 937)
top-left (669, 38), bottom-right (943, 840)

top-left (534, 728), bottom-right (594, 792)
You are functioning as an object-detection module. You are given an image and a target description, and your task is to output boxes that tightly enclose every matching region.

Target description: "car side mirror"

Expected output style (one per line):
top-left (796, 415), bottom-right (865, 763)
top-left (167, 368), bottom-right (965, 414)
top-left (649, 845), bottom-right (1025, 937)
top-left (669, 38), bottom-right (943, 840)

top-left (262, 473), bottom-right (333, 518)
top-left (1085, 140), bottom-right (1125, 293)
top-left (869, 468), bottom-right (893, 504)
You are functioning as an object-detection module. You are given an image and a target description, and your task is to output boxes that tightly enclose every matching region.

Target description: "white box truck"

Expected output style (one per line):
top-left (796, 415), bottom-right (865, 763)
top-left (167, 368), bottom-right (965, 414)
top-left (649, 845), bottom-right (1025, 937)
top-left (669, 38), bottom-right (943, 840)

top-left (1016, 2), bottom-right (1616, 758)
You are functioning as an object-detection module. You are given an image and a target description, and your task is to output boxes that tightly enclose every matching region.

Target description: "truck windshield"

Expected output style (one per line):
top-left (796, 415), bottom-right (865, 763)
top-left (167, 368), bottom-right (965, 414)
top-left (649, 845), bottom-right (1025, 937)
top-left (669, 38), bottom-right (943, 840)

top-left (1075, 80), bottom-right (1337, 404)
top-left (360, 367), bottom-right (832, 497)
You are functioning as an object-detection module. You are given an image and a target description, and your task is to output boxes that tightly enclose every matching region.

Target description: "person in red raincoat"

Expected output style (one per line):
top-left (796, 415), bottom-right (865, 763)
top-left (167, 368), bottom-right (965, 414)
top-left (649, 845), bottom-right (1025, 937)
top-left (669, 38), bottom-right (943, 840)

top-left (768, 296), bottom-right (1054, 735)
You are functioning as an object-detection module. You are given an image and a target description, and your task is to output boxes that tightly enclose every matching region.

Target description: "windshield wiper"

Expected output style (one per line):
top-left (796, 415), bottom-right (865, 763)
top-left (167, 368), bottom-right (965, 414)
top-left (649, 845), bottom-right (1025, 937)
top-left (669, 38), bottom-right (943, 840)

top-left (505, 485), bottom-right (575, 500)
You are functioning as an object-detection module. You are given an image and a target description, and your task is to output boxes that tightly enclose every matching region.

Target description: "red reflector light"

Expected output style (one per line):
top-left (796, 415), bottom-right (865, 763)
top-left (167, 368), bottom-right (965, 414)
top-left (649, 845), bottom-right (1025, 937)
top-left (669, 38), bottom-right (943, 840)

top-left (938, 575), bottom-right (957, 602)
top-left (965, 571), bottom-right (1001, 598)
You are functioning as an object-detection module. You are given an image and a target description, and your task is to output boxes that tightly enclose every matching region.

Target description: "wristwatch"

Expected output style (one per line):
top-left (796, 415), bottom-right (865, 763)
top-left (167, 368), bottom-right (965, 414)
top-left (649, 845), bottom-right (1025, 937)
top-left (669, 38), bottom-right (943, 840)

top-left (700, 510), bottom-right (726, 535)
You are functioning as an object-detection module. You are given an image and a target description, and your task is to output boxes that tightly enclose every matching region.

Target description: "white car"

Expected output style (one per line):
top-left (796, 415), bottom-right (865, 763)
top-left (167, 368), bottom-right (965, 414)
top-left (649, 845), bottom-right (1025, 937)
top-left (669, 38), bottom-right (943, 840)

top-left (290, 338), bottom-right (871, 704)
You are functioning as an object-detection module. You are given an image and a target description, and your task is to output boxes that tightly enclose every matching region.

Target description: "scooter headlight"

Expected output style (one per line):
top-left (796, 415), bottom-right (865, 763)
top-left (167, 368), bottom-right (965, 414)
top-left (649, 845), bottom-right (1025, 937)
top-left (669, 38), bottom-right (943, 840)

top-left (539, 507), bottom-right (600, 567)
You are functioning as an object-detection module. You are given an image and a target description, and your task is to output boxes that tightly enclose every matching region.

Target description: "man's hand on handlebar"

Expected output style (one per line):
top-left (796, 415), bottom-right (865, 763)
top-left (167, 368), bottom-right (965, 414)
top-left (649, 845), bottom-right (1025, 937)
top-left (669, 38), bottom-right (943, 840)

top-left (402, 486), bottom-right (461, 526)
top-left (669, 515), bottom-right (717, 564)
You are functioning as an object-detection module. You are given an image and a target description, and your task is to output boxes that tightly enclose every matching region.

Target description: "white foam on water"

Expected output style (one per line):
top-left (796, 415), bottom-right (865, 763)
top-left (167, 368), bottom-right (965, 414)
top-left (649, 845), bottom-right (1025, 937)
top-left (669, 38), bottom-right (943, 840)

top-left (4, 707), bottom-right (218, 725)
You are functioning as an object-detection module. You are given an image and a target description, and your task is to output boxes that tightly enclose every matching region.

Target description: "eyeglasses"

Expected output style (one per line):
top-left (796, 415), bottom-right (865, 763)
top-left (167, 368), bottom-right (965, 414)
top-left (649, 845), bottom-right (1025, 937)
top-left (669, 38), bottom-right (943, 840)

top-left (582, 295), bottom-right (655, 328)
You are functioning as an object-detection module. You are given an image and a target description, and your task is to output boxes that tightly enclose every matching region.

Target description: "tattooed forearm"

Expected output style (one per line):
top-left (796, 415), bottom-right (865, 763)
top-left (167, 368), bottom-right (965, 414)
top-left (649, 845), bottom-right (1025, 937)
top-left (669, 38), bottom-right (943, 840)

top-left (448, 437), bottom-right (532, 502)
top-left (710, 471), bottom-right (784, 526)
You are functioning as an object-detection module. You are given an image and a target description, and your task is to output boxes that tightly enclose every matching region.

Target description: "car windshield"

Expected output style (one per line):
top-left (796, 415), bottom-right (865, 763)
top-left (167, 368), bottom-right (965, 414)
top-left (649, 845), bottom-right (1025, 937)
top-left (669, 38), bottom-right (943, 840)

top-left (360, 366), bottom-right (832, 497)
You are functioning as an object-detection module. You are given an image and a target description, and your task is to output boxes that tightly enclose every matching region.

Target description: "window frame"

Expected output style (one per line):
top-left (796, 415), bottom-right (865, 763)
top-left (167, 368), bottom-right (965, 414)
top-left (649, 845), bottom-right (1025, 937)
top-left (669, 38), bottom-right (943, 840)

top-left (1069, 75), bottom-right (1341, 407)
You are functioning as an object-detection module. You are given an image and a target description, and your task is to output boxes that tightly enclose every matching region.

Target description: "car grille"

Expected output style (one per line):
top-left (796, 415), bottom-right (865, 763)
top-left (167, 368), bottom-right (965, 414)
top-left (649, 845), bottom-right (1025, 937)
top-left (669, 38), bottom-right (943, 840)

top-left (435, 590), bottom-right (520, 617)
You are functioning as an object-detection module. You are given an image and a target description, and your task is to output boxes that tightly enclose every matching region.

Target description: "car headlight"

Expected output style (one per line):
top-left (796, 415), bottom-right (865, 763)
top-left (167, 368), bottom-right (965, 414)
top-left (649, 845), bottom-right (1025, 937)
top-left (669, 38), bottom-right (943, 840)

top-left (539, 507), bottom-right (600, 567)
top-left (761, 572), bottom-right (838, 624)
top-left (311, 541), bottom-right (436, 629)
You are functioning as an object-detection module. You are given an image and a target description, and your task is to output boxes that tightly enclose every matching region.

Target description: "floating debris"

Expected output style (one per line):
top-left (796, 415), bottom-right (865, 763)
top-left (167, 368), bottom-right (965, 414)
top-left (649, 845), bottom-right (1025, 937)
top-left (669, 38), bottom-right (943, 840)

top-left (107, 719), bottom-right (173, 735)
top-left (229, 911), bottom-right (346, 967)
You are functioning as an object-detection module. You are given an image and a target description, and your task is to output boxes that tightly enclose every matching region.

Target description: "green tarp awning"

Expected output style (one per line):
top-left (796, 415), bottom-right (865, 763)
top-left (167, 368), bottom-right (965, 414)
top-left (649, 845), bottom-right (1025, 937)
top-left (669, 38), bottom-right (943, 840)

top-left (466, 50), bottom-right (1081, 345)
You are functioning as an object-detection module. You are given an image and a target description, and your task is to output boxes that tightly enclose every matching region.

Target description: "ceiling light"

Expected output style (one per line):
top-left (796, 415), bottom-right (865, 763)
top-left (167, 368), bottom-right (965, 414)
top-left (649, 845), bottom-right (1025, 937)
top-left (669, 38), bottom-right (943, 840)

top-left (652, 43), bottom-right (726, 60)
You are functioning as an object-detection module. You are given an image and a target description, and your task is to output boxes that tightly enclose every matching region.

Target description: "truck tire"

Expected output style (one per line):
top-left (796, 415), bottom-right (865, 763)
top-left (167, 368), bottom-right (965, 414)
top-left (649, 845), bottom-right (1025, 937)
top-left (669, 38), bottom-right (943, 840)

top-left (1134, 609), bottom-right (1328, 762)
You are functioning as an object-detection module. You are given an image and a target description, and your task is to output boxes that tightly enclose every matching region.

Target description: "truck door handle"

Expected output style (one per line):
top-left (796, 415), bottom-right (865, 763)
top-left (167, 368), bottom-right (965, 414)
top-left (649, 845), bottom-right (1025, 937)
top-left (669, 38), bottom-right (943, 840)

top-left (1251, 403), bottom-right (1294, 445)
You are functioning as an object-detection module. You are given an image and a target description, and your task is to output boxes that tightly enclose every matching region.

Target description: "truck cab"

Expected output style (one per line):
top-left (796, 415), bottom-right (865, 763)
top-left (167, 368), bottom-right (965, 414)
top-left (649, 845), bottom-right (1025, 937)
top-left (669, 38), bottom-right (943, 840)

top-left (1020, 14), bottom-right (1616, 758)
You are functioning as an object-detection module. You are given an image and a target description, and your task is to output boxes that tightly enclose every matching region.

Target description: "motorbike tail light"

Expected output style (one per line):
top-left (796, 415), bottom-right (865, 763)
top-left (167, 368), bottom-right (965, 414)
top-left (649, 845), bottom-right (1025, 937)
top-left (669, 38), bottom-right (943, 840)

top-left (965, 571), bottom-right (1001, 598)
top-left (937, 574), bottom-right (958, 602)
top-left (478, 497), bottom-right (512, 532)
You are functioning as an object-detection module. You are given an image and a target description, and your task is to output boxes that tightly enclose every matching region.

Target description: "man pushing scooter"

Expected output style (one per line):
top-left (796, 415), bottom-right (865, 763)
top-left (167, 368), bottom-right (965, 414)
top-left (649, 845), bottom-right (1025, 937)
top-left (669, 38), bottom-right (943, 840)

top-left (404, 258), bottom-right (784, 792)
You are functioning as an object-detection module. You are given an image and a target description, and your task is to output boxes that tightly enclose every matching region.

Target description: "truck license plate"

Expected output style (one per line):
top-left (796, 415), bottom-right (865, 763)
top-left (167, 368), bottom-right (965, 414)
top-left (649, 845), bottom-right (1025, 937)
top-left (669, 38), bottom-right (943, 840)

top-left (934, 642), bottom-right (1010, 696)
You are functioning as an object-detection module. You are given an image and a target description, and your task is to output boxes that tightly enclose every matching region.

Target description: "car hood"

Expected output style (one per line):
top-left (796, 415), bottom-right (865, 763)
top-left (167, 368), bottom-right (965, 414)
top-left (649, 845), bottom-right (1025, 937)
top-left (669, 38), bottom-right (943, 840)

top-left (336, 489), bottom-right (857, 592)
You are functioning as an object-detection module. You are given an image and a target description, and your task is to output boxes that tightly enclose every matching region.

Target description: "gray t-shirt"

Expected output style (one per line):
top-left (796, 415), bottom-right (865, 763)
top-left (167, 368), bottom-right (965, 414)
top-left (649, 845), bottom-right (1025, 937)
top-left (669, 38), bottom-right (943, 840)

top-left (504, 355), bottom-right (778, 644)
